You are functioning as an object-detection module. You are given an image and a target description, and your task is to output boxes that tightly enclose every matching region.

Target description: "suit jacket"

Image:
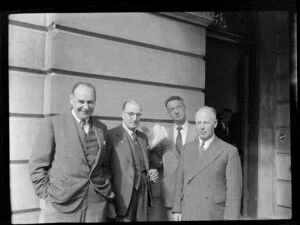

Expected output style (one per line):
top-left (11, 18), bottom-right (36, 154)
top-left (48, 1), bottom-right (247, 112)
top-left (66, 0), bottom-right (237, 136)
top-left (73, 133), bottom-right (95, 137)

top-left (161, 122), bottom-right (197, 208)
top-left (215, 120), bottom-right (234, 145)
top-left (108, 125), bottom-right (152, 217)
top-left (28, 112), bottom-right (114, 213)
top-left (172, 136), bottom-right (242, 220)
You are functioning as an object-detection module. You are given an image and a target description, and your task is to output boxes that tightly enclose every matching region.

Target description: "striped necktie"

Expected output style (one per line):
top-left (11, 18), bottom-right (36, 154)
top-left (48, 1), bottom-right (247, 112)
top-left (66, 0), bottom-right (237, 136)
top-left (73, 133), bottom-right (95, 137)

top-left (131, 130), bottom-right (138, 145)
top-left (79, 119), bottom-right (89, 134)
top-left (198, 140), bottom-right (205, 155)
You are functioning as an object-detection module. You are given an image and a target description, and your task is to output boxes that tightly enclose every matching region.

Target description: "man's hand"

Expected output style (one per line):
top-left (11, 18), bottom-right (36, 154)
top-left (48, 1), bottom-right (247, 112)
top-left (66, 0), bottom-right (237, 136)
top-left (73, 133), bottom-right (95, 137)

top-left (148, 124), bottom-right (168, 149)
top-left (173, 213), bottom-right (182, 221)
top-left (106, 202), bottom-right (116, 219)
top-left (148, 169), bottom-right (159, 183)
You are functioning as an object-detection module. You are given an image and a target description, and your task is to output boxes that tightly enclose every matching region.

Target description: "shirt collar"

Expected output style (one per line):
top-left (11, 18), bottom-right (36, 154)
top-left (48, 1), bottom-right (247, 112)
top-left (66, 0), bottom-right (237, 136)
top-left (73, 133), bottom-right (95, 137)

top-left (198, 134), bottom-right (215, 150)
top-left (174, 120), bottom-right (188, 130)
top-left (122, 122), bottom-right (136, 136)
top-left (72, 109), bottom-right (90, 124)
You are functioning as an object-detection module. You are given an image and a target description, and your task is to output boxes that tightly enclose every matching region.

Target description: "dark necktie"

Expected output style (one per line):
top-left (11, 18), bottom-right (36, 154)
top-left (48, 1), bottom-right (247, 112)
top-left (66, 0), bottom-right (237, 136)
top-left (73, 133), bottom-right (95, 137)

top-left (175, 126), bottom-right (183, 154)
top-left (198, 140), bottom-right (205, 155)
top-left (131, 130), bottom-right (146, 171)
top-left (132, 131), bottom-right (138, 145)
top-left (79, 120), bottom-right (88, 135)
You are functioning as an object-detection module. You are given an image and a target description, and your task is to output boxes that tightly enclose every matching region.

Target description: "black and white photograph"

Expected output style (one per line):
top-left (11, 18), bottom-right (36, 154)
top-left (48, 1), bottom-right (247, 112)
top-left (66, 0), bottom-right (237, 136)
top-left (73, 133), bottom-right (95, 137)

top-left (1, 2), bottom-right (298, 224)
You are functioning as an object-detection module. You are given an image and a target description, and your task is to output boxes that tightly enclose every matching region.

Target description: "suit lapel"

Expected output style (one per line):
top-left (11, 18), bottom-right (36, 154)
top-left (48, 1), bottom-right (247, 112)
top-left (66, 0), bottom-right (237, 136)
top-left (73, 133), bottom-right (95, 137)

top-left (168, 126), bottom-right (174, 143)
top-left (167, 126), bottom-right (180, 158)
top-left (186, 137), bottom-right (223, 183)
top-left (185, 139), bottom-right (200, 172)
top-left (66, 112), bottom-right (89, 166)
top-left (90, 118), bottom-right (105, 172)
top-left (116, 126), bottom-right (134, 165)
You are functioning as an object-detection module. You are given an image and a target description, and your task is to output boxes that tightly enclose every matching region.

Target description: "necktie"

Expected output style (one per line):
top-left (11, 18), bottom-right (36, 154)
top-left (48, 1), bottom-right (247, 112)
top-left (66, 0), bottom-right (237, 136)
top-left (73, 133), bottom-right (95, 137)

top-left (198, 140), bottom-right (205, 155)
top-left (132, 130), bottom-right (138, 145)
top-left (175, 126), bottom-right (183, 154)
top-left (131, 130), bottom-right (146, 171)
top-left (80, 120), bottom-right (88, 134)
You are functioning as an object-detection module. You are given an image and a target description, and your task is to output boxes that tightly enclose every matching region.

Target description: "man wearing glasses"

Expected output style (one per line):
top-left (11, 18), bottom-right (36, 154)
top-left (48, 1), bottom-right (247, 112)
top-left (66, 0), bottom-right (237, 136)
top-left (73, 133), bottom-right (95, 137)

top-left (108, 100), bottom-right (159, 222)
top-left (160, 96), bottom-right (197, 220)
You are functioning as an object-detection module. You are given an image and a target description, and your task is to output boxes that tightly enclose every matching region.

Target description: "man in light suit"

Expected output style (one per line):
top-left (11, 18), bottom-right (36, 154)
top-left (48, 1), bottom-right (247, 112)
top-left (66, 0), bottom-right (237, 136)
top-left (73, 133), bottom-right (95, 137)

top-left (161, 96), bottom-right (197, 220)
top-left (108, 100), bottom-right (159, 222)
top-left (172, 106), bottom-right (242, 221)
top-left (28, 82), bottom-right (114, 222)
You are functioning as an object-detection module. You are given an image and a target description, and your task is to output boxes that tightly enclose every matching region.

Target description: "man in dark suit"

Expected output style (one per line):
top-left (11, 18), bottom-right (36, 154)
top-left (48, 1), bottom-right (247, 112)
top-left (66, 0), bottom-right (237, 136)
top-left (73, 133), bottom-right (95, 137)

top-left (28, 82), bottom-right (114, 222)
top-left (215, 108), bottom-right (234, 145)
top-left (172, 106), bottom-right (242, 221)
top-left (160, 96), bottom-right (197, 220)
top-left (108, 100), bottom-right (159, 222)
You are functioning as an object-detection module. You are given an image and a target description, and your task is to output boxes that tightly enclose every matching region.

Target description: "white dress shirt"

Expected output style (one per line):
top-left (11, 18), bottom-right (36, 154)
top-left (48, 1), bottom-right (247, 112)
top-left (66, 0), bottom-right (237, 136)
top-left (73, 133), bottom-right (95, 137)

top-left (122, 123), bottom-right (135, 140)
top-left (72, 109), bottom-right (90, 134)
top-left (198, 134), bottom-right (215, 151)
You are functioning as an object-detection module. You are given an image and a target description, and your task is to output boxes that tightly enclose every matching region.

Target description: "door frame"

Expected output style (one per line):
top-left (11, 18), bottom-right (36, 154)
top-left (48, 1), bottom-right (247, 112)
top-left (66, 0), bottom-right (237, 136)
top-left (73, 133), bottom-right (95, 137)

top-left (206, 20), bottom-right (259, 218)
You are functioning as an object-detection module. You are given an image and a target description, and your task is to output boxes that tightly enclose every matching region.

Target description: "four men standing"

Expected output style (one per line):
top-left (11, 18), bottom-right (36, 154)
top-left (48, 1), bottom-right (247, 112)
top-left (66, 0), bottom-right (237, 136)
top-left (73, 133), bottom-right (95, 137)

top-left (28, 83), bottom-right (242, 222)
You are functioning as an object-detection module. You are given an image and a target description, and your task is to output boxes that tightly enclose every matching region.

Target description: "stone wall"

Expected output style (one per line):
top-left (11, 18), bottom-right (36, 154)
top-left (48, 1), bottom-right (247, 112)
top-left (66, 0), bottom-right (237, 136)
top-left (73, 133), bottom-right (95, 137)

top-left (9, 12), bottom-right (213, 223)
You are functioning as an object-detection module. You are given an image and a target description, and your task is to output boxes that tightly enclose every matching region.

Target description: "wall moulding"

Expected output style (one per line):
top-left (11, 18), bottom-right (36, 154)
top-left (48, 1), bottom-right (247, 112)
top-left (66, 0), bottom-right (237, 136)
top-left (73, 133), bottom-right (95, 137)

top-left (157, 12), bottom-right (215, 27)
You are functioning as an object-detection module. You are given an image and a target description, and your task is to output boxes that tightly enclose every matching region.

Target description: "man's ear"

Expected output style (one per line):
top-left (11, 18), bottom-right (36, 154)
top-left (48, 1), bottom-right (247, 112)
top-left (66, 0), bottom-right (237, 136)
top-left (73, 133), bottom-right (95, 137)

top-left (121, 111), bottom-right (125, 121)
top-left (69, 94), bottom-right (74, 106)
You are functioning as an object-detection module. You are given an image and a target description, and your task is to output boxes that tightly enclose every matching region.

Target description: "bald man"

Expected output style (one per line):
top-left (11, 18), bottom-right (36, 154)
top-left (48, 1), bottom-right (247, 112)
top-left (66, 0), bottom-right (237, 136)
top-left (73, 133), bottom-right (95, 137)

top-left (172, 106), bottom-right (242, 221)
top-left (108, 100), bottom-right (158, 222)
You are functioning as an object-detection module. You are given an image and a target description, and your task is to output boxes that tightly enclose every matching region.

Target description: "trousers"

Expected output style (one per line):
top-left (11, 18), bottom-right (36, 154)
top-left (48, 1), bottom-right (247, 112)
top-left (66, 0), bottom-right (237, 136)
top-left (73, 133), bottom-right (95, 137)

top-left (39, 184), bottom-right (107, 223)
top-left (116, 173), bottom-right (149, 222)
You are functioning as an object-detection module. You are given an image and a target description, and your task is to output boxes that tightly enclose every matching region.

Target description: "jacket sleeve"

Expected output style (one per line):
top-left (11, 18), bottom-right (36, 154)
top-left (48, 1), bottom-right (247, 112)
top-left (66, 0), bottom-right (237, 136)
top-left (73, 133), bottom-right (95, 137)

top-left (224, 148), bottom-right (243, 220)
top-left (172, 153), bottom-right (184, 213)
top-left (28, 117), bottom-right (55, 199)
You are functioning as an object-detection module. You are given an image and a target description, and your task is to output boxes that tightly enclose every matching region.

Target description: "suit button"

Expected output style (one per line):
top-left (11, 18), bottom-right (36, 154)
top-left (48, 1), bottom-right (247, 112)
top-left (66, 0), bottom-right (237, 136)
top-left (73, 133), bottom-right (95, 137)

top-left (205, 197), bottom-right (208, 199)
top-left (207, 185), bottom-right (210, 188)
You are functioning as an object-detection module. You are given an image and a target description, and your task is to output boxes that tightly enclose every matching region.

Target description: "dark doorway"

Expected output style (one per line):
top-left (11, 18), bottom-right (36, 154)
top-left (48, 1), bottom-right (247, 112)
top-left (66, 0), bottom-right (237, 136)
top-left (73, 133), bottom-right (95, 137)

top-left (205, 12), bottom-right (259, 219)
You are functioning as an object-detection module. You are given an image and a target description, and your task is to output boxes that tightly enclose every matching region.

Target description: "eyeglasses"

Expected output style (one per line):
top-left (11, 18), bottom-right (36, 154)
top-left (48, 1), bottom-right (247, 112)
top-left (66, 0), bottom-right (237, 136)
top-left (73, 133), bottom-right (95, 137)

top-left (125, 112), bottom-right (143, 118)
top-left (168, 105), bottom-right (184, 112)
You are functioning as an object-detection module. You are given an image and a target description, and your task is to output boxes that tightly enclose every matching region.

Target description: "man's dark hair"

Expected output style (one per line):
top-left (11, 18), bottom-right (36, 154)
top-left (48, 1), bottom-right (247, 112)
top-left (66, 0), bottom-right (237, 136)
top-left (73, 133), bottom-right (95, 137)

top-left (221, 108), bottom-right (233, 114)
top-left (164, 96), bottom-right (184, 108)
top-left (71, 82), bottom-right (96, 99)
